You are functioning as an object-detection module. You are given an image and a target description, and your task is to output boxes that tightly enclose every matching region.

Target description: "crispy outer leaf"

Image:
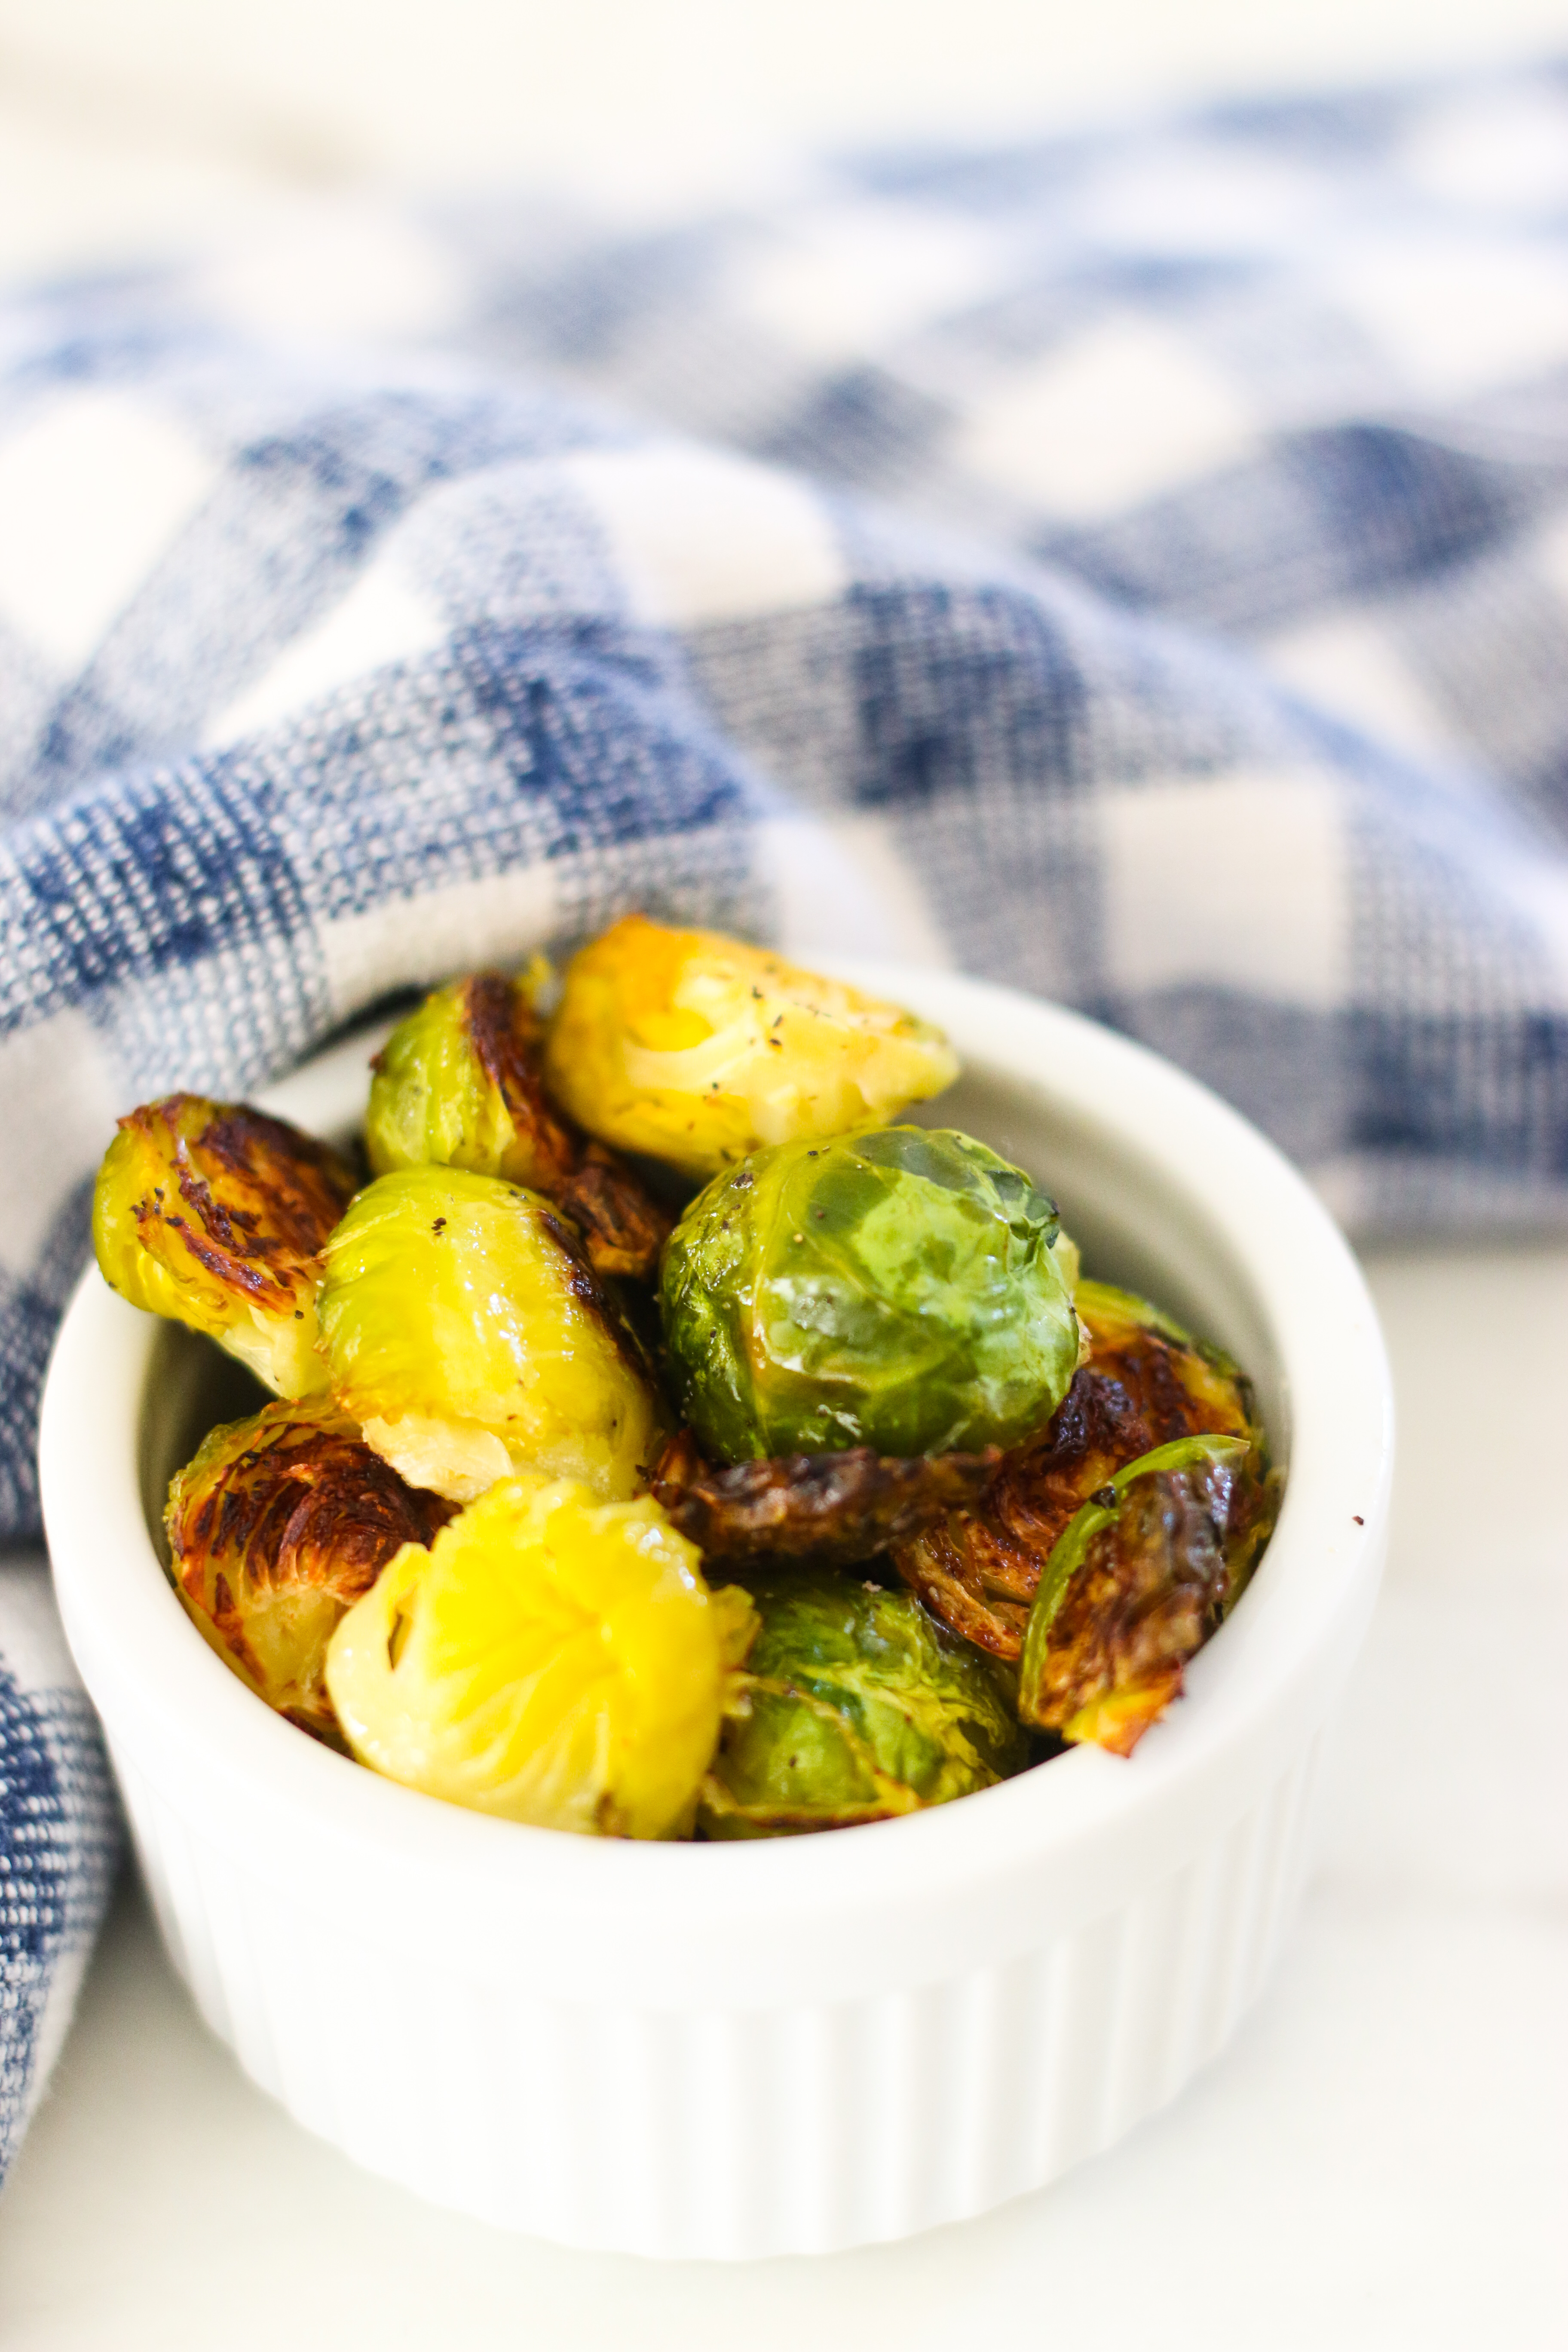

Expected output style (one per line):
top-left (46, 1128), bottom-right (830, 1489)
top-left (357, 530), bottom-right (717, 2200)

top-left (92, 1093), bottom-right (358, 1394)
top-left (165, 1396), bottom-right (453, 1742)
top-left (651, 1431), bottom-right (1004, 1563)
top-left (1017, 1434), bottom-right (1276, 1755)
top-left (893, 1280), bottom-right (1262, 1659)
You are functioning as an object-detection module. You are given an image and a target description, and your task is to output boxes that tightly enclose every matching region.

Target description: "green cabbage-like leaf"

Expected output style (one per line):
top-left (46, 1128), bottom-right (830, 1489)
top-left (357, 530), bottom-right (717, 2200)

top-left (661, 1126), bottom-right (1079, 1462)
top-left (701, 1571), bottom-right (1027, 1836)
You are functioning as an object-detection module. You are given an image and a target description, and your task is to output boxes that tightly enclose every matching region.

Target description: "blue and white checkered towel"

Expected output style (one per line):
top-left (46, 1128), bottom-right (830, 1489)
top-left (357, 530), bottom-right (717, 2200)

top-left (6, 61), bottom-right (1568, 2172)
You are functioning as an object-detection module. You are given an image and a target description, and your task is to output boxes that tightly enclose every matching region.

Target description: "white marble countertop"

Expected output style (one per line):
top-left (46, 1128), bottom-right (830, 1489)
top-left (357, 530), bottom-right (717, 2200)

top-left (2, 1240), bottom-right (1564, 2348)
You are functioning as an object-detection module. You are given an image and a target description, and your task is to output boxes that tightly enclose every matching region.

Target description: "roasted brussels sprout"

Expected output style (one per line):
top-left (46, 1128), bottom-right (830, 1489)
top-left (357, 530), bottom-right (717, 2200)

top-left (1075, 1281), bottom-right (1257, 1445)
top-left (1017, 1434), bottom-right (1278, 1755)
top-left (366, 971), bottom-right (671, 1280)
top-left (544, 913), bottom-right (959, 1176)
top-left (895, 1279), bottom-right (1262, 1657)
top-left (324, 1475), bottom-right (759, 1837)
top-left (700, 1572), bottom-right (1027, 1836)
top-left (318, 1166), bottom-right (664, 1504)
top-left (650, 1430), bottom-right (1004, 1564)
top-left (660, 1126), bottom-right (1080, 1464)
top-left (92, 1093), bottom-right (357, 1396)
top-left (165, 1397), bottom-right (452, 1743)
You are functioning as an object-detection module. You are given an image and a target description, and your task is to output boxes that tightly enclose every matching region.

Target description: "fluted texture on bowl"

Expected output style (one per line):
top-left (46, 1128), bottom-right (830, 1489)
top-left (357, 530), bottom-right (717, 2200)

top-left (110, 1730), bottom-right (1328, 2258)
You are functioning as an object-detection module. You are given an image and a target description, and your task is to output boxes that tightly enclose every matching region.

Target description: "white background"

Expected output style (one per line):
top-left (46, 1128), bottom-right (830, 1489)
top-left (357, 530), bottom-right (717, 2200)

top-left (0, 4), bottom-right (1565, 2342)
top-left (4, 0), bottom-right (1568, 259)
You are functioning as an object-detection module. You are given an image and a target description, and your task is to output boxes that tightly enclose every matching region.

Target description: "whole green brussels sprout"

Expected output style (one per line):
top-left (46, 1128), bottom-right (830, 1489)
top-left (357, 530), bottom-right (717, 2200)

top-left (318, 1165), bottom-right (663, 1504)
top-left (660, 1127), bottom-right (1081, 1463)
top-left (701, 1571), bottom-right (1027, 1836)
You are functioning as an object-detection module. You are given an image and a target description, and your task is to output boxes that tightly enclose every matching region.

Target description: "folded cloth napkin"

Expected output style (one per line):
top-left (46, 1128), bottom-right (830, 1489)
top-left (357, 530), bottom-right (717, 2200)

top-left (0, 1559), bottom-right (119, 2175)
top-left (6, 61), bottom-right (1568, 2173)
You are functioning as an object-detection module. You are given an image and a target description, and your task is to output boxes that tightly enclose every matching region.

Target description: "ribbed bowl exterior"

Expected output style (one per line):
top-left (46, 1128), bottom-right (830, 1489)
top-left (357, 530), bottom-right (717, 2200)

top-left (44, 971), bottom-right (1394, 2261)
top-left (109, 1727), bottom-right (1329, 2258)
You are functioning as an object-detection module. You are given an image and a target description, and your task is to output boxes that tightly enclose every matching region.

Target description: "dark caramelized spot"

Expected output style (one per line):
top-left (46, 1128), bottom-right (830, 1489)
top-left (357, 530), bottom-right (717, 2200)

top-left (558, 1148), bottom-right (671, 1282)
top-left (167, 1402), bottom-right (453, 1738)
top-left (464, 974), bottom-right (580, 1186)
top-left (194, 1423), bottom-right (449, 1597)
top-left (1026, 1459), bottom-right (1242, 1755)
top-left (893, 1298), bottom-right (1255, 1660)
top-left (460, 973), bottom-right (671, 1280)
top-left (650, 1430), bottom-right (1002, 1564)
top-left (123, 1095), bottom-right (357, 1311)
top-left (536, 1205), bottom-right (663, 1393)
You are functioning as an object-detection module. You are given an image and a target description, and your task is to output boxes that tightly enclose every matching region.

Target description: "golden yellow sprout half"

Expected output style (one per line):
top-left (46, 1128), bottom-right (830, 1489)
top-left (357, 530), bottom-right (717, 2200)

top-left (92, 1093), bottom-right (357, 1396)
top-left (317, 1165), bottom-right (663, 1504)
top-left (325, 1475), bottom-right (759, 1838)
top-left (544, 914), bottom-right (960, 1175)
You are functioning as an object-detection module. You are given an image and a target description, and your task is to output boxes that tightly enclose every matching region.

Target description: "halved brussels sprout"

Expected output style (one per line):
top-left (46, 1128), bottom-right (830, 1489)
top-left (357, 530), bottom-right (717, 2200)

top-left (366, 971), bottom-right (670, 1280)
top-left (543, 913), bottom-right (959, 1176)
top-left (650, 1431), bottom-right (1003, 1564)
top-left (1017, 1434), bottom-right (1278, 1755)
top-left (895, 1279), bottom-right (1263, 1657)
top-left (324, 1475), bottom-right (759, 1837)
top-left (661, 1126), bottom-right (1080, 1463)
top-left (92, 1093), bottom-right (357, 1396)
top-left (318, 1166), bottom-right (664, 1504)
top-left (700, 1572), bottom-right (1027, 1837)
top-left (165, 1397), bottom-right (452, 1743)
top-left (1075, 1280), bottom-right (1257, 1446)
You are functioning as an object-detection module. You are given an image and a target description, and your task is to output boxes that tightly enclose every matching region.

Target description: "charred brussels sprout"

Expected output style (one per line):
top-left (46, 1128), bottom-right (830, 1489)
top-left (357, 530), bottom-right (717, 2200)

top-left (1075, 1281), bottom-right (1257, 1446)
top-left (701, 1573), bottom-right (1026, 1836)
top-left (165, 1397), bottom-right (452, 1743)
top-left (895, 1278), bottom-right (1263, 1658)
top-left (92, 1093), bottom-right (357, 1396)
top-left (1017, 1434), bottom-right (1278, 1755)
top-left (650, 1432), bottom-right (1004, 1564)
top-left (318, 1166), bottom-right (663, 1504)
top-left (544, 913), bottom-right (959, 1176)
top-left (324, 1475), bottom-right (759, 1837)
top-left (365, 971), bottom-right (670, 1280)
top-left (661, 1127), bottom-right (1080, 1462)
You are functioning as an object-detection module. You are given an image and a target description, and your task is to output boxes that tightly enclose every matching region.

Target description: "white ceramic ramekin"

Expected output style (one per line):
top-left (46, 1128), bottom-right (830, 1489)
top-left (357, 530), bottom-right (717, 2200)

top-left (40, 965), bottom-right (1393, 2260)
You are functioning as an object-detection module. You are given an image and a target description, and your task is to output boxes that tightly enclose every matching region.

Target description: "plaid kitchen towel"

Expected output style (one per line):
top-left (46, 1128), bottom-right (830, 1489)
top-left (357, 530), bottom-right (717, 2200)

top-left (6, 58), bottom-right (1568, 2168)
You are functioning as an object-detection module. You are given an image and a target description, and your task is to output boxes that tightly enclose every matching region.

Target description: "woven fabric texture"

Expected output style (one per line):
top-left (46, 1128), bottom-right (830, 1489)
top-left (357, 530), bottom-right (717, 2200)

top-left (5, 60), bottom-right (1568, 2171)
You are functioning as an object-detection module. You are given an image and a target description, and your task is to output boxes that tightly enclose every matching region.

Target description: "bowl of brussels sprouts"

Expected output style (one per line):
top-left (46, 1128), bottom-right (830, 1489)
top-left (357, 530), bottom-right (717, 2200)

top-left (41, 918), bottom-right (1392, 2259)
